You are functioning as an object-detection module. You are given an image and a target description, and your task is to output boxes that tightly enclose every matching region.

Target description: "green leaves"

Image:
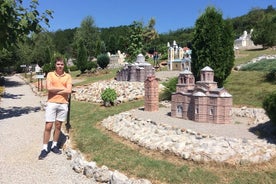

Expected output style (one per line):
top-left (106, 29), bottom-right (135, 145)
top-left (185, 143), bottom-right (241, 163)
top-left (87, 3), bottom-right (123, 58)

top-left (0, 0), bottom-right (53, 50)
top-left (263, 91), bottom-right (276, 124)
top-left (101, 88), bottom-right (117, 105)
top-left (191, 6), bottom-right (235, 87)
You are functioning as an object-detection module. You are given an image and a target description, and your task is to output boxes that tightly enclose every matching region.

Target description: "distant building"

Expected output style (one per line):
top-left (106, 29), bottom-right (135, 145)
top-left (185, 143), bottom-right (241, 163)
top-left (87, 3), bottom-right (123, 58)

top-left (107, 50), bottom-right (126, 69)
top-left (115, 54), bottom-right (155, 82)
top-left (234, 29), bottom-right (262, 50)
top-left (167, 41), bottom-right (192, 71)
top-left (171, 66), bottom-right (232, 124)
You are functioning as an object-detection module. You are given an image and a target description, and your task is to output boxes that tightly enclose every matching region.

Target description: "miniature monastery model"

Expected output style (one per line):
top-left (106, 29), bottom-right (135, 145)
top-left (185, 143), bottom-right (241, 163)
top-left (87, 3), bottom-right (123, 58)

top-left (115, 54), bottom-right (155, 82)
top-left (167, 40), bottom-right (192, 71)
top-left (234, 29), bottom-right (255, 49)
top-left (171, 66), bottom-right (232, 124)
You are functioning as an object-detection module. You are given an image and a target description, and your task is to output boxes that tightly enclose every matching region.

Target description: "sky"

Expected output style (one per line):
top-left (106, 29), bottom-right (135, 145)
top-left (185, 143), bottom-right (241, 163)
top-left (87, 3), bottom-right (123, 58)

top-left (35, 0), bottom-right (275, 34)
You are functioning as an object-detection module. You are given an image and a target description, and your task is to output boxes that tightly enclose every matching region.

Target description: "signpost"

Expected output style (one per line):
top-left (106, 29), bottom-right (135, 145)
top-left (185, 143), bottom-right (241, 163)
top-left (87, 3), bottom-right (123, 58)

top-left (36, 73), bottom-right (44, 91)
top-left (20, 64), bottom-right (27, 78)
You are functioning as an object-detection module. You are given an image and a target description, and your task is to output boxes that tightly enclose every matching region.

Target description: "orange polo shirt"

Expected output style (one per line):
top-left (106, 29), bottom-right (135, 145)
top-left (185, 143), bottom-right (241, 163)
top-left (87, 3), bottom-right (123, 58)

top-left (46, 71), bottom-right (72, 104)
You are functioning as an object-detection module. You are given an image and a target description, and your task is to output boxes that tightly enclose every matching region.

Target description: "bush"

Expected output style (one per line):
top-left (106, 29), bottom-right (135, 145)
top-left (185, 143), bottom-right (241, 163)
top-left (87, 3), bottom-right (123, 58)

top-left (97, 54), bottom-right (110, 69)
top-left (101, 88), bottom-right (117, 106)
top-left (240, 59), bottom-right (276, 71)
top-left (159, 77), bottom-right (178, 101)
top-left (42, 63), bottom-right (55, 74)
top-left (263, 91), bottom-right (276, 124)
top-left (68, 65), bottom-right (78, 72)
top-left (265, 69), bottom-right (276, 83)
top-left (86, 61), bottom-right (98, 70)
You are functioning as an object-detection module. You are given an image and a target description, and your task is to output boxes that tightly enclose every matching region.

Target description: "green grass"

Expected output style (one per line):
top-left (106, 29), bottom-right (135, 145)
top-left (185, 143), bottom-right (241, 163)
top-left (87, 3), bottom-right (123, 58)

top-left (234, 48), bottom-right (276, 66)
top-left (70, 100), bottom-right (276, 184)
top-left (225, 71), bottom-right (276, 107)
top-left (68, 48), bottom-right (276, 184)
top-left (71, 68), bottom-right (119, 86)
top-left (70, 100), bottom-right (220, 184)
top-left (225, 48), bottom-right (276, 107)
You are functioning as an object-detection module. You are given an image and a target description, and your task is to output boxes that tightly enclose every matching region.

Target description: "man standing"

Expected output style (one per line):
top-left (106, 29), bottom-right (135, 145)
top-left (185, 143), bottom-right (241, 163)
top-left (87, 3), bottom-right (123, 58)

top-left (38, 57), bottom-right (72, 160)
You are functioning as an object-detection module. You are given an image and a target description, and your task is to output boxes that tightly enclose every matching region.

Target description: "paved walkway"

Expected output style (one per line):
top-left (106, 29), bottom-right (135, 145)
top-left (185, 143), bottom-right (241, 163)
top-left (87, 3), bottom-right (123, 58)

top-left (0, 74), bottom-right (92, 184)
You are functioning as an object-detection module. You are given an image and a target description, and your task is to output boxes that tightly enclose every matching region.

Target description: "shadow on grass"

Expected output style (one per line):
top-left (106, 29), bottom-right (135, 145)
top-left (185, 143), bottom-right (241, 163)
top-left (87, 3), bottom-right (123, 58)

top-left (245, 48), bottom-right (266, 51)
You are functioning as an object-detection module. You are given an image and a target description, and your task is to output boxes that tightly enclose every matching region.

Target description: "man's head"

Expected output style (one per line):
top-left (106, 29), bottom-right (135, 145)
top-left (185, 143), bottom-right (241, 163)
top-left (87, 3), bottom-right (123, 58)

top-left (55, 57), bottom-right (65, 75)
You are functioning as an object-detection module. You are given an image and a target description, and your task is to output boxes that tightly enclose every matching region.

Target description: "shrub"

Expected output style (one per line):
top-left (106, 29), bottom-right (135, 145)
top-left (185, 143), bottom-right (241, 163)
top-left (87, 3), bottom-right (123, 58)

top-left (265, 69), bottom-right (276, 83)
top-left (97, 54), bottom-right (110, 69)
top-left (263, 91), bottom-right (276, 124)
top-left (86, 61), bottom-right (98, 70)
top-left (240, 59), bottom-right (276, 71)
top-left (159, 77), bottom-right (178, 101)
top-left (76, 42), bottom-right (88, 73)
top-left (101, 88), bottom-right (117, 106)
top-left (68, 65), bottom-right (78, 72)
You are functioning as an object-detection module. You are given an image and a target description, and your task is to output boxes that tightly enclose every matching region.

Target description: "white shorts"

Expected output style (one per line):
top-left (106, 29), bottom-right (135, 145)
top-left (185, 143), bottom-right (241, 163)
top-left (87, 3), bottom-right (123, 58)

top-left (45, 102), bottom-right (68, 122)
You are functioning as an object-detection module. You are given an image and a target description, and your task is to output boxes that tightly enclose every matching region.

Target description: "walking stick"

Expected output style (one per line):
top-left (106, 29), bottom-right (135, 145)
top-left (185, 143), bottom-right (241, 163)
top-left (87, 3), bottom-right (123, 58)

top-left (65, 93), bottom-right (72, 133)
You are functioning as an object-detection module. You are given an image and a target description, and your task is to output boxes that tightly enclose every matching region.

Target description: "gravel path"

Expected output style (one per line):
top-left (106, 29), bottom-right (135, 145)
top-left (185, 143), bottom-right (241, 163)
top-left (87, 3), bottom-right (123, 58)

top-left (0, 75), bottom-right (92, 184)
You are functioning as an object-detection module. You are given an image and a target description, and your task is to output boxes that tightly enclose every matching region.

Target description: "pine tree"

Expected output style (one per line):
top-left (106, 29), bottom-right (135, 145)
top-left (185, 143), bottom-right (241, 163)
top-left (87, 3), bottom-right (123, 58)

top-left (76, 40), bottom-right (88, 73)
top-left (191, 6), bottom-right (235, 87)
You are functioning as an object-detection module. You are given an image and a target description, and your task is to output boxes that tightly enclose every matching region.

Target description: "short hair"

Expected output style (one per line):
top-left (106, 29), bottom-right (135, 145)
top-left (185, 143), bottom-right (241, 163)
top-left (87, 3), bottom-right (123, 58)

top-left (55, 56), bottom-right (64, 63)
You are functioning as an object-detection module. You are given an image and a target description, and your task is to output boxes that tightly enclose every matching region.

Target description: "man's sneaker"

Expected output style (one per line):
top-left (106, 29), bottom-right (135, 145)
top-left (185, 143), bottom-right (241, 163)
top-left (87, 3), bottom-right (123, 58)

top-left (51, 146), bottom-right (62, 154)
top-left (38, 149), bottom-right (48, 160)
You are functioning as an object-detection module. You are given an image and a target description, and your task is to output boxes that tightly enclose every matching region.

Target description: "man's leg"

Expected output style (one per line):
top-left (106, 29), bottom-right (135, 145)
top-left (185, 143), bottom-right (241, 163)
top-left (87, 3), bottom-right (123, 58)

top-left (43, 122), bottom-right (53, 145)
top-left (51, 121), bottom-right (62, 154)
top-left (39, 122), bottom-right (53, 160)
top-left (53, 121), bottom-right (62, 142)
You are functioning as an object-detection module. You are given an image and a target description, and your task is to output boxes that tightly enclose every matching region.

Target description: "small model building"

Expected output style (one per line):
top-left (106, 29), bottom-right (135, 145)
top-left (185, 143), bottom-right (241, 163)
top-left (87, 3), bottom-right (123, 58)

top-left (171, 66), bottom-right (232, 124)
top-left (144, 75), bottom-right (159, 112)
top-left (115, 54), bottom-right (155, 82)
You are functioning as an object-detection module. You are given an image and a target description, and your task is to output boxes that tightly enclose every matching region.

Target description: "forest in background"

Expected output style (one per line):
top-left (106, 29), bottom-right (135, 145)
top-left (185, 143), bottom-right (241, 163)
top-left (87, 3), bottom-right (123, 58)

top-left (0, 5), bottom-right (275, 73)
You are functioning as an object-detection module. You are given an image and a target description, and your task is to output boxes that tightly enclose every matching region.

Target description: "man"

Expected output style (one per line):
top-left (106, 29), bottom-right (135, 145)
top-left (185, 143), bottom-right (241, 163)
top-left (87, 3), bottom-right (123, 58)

top-left (38, 57), bottom-right (72, 160)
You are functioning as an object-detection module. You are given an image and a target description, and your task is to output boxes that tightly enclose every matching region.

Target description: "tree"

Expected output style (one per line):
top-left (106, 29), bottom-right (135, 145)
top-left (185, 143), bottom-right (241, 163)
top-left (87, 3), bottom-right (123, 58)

top-left (127, 21), bottom-right (144, 62)
top-left (76, 40), bottom-right (88, 73)
top-left (0, 0), bottom-right (52, 50)
top-left (143, 18), bottom-right (159, 54)
top-left (74, 16), bottom-right (100, 59)
top-left (30, 32), bottom-right (55, 67)
top-left (191, 6), bottom-right (235, 87)
top-left (0, 47), bottom-right (18, 71)
top-left (100, 25), bottom-right (131, 54)
top-left (252, 14), bottom-right (276, 48)
top-left (143, 18), bottom-right (159, 44)
top-left (53, 28), bottom-right (76, 57)
top-left (15, 39), bottom-right (34, 71)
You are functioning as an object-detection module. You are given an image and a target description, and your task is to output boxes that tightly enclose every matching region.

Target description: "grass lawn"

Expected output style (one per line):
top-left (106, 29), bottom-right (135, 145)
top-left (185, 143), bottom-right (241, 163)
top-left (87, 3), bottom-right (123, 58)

top-left (225, 70), bottom-right (276, 107)
top-left (68, 48), bottom-right (276, 184)
top-left (70, 101), bottom-right (276, 184)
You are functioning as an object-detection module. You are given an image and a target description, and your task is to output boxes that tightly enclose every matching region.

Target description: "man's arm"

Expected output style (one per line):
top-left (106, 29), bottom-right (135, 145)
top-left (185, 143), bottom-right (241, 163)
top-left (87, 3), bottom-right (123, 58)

top-left (46, 79), bottom-right (65, 94)
top-left (56, 83), bottom-right (72, 95)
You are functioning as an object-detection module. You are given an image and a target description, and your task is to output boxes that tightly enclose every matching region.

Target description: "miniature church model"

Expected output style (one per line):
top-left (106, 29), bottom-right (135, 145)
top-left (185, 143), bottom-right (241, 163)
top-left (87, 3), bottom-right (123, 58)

top-left (167, 41), bottom-right (192, 71)
top-left (171, 66), bottom-right (232, 124)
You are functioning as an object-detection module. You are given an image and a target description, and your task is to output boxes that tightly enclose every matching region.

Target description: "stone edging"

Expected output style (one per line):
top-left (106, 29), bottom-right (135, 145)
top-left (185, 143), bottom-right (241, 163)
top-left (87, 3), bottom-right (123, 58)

top-left (101, 110), bottom-right (276, 165)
